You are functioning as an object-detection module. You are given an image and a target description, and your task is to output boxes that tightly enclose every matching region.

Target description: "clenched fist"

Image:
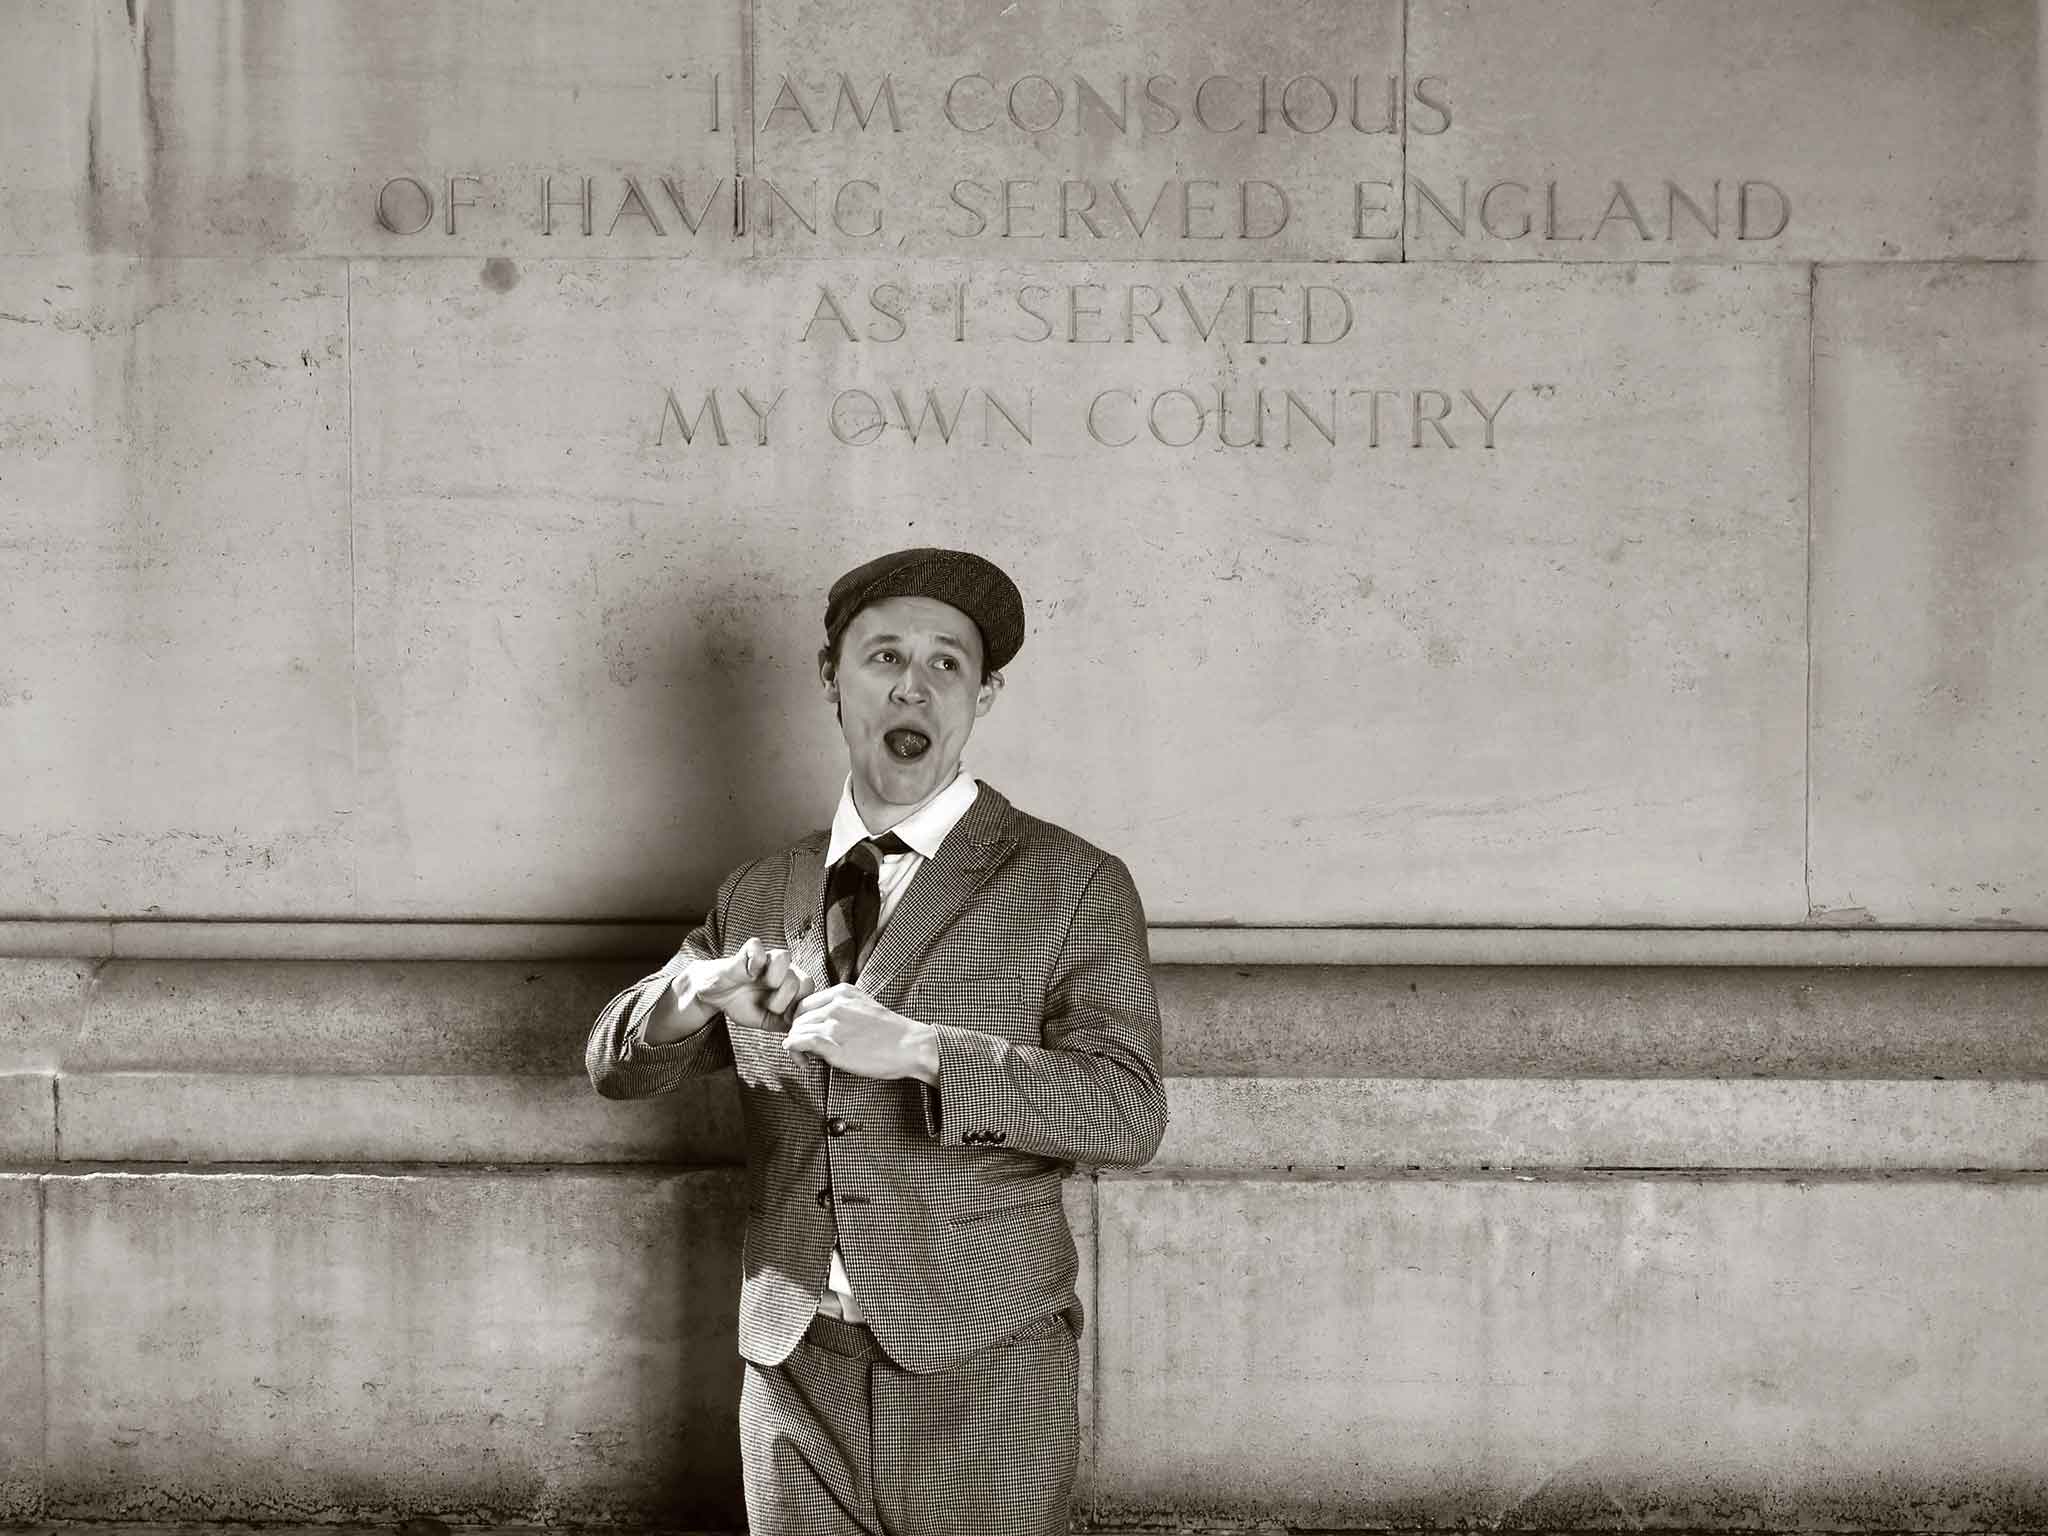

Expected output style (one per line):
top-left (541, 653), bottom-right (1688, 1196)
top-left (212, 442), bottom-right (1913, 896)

top-left (644, 937), bottom-right (817, 1042)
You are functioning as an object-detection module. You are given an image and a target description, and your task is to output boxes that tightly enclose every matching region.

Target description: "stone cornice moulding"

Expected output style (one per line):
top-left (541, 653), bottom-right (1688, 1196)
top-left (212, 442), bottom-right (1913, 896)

top-left (0, 920), bottom-right (2045, 966)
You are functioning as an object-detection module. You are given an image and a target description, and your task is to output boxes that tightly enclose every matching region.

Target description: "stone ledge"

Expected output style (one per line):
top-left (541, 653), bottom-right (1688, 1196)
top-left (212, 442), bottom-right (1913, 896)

top-left (23, 1073), bottom-right (2048, 1171)
top-left (3, 920), bottom-right (2046, 965)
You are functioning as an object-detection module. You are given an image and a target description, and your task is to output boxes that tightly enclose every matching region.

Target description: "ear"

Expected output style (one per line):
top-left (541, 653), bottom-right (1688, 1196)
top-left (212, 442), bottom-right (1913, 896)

top-left (974, 670), bottom-right (1004, 718)
top-left (817, 648), bottom-right (838, 701)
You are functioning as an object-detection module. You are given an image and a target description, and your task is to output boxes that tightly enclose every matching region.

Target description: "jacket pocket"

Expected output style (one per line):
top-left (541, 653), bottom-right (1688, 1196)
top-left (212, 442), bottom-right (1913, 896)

top-left (943, 1191), bottom-right (1064, 1229)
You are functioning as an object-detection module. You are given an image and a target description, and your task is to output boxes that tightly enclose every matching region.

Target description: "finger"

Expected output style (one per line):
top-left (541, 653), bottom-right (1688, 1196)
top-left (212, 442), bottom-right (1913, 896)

top-left (761, 948), bottom-right (792, 991)
top-left (736, 936), bottom-right (766, 980)
top-left (793, 983), bottom-right (849, 1016)
top-left (764, 972), bottom-right (805, 1015)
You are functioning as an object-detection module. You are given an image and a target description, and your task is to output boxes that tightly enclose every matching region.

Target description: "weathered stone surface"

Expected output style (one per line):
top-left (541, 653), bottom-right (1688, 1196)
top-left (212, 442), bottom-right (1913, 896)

top-left (1158, 1077), bottom-right (2048, 1171)
top-left (43, 1169), bottom-right (747, 1524)
top-left (1157, 965), bottom-right (2048, 1079)
top-left (1093, 1174), bottom-right (2048, 1526)
top-left (0, 959), bottom-right (93, 1072)
top-left (349, 259), bottom-right (1807, 923)
top-left (0, 1076), bottom-right (57, 1162)
top-left (1406, 0), bottom-right (2038, 261)
top-left (41, 957), bottom-right (2048, 1081)
top-left (750, 0), bottom-right (1402, 260)
top-left (1810, 263), bottom-right (2048, 924)
top-left (60, 1071), bottom-right (743, 1164)
top-left (0, 1176), bottom-right (43, 1519)
top-left (0, 258), bottom-right (352, 916)
top-left (64, 959), bottom-right (647, 1074)
top-left (43, 0), bottom-right (740, 257)
top-left (0, 0), bottom-right (91, 255)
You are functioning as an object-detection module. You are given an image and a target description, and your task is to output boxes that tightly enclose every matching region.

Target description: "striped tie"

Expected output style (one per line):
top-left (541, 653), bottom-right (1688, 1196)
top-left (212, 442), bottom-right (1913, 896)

top-left (823, 833), bottom-right (910, 985)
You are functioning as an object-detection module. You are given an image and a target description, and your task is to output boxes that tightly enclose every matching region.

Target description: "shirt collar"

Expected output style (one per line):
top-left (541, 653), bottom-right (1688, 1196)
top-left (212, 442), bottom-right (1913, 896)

top-left (827, 765), bottom-right (980, 866)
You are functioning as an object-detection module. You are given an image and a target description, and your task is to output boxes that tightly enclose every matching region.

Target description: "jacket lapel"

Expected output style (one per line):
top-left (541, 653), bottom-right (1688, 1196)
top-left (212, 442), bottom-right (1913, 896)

top-left (781, 833), bottom-right (831, 988)
top-left (860, 783), bottom-right (1018, 1007)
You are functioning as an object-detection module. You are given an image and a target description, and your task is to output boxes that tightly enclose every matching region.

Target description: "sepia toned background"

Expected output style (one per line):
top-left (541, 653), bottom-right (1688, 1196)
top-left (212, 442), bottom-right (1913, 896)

top-left (1, 0), bottom-right (2044, 1527)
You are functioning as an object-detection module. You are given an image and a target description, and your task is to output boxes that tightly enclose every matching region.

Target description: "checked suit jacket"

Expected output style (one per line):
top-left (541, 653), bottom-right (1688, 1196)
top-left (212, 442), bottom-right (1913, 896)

top-left (585, 782), bottom-right (1168, 1376)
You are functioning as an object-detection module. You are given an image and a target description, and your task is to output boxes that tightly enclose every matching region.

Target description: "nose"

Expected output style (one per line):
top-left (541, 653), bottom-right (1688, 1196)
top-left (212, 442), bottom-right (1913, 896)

top-left (890, 666), bottom-right (928, 704)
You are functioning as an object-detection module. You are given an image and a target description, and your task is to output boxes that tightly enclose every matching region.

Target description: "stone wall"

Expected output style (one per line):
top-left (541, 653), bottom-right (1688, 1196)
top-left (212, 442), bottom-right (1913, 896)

top-left (1, 0), bottom-right (2044, 1528)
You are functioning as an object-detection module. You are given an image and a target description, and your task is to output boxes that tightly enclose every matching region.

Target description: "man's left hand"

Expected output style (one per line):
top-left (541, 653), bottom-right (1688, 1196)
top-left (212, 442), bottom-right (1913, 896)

top-left (785, 985), bottom-right (941, 1084)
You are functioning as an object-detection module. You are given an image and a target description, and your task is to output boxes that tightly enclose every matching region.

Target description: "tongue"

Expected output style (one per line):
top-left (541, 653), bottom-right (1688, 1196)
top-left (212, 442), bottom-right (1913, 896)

top-left (885, 729), bottom-right (931, 760)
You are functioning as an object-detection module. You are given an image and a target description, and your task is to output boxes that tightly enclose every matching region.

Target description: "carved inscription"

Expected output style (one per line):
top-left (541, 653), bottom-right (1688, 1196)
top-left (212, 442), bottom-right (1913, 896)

top-left (645, 277), bottom-right (1523, 452)
top-left (371, 65), bottom-right (1793, 248)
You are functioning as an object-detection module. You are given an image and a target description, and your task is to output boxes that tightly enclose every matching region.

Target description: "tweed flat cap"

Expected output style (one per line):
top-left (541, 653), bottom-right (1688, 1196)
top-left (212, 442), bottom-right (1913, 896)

top-left (824, 547), bottom-right (1025, 672)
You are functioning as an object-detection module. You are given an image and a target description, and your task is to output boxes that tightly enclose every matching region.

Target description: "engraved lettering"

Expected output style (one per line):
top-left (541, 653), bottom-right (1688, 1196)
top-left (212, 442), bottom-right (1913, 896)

top-left (1148, 388), bottom-right (1207, 447)
top-left (1182, 180), bottom-right (1224, 238)
top-left (1410, 75), bottom-right (1452, 134)
top-left (1175, 284), bottom-right (1232, 342)
top-left (828, 388), bottom-right (887, 445)
top-left (1003, 179), bottom-right (1040, 237)
top-left (1667, 179), bottom-right (1721, 238)
top-left (1060, 180), bottom-right (1105, 238)
top-left (1218, 386), bottom-right (1264, 447)
top-left (952, 280), bottom-right (967, 342)
top-left (376, 176), bottom-right (434, 236)
top-left (944, 75), bottom-right (997, 132)
top-left (1353, 180), bottom-right (1400, 240)
top-left (1284, 390), bottom-right (1337, 448)
top-left (890, 387), bottom-right (964, 444)
top-left (1279, 74), bottom-right (1339, 134)
top-left (832, 180), bottom-right (882, 237)
top-left (1008, 75), bottom-right (1064, 133)
top-left (1075, 75), bottom-right (1129, 134)
top-left (1087, 388), bottom-right (1139, 447)
top-left (1141, 74), bottom-right (1182, 133)
top-left (981, 390), bottom-right (1034, 445)
top-left (1543, 181), bottom-right (1580, 241)
top-left (1461, 388), bottom-right (1513, 448)
top-left (1068, 283), bottom-right (1111, 343)
top-left (1350, 74), bottom-right (1397, 134)
top-left (949, 180), bottom-right (993, 237)
top-left (834, 74), bottom-right (904, 132)
top-left (1593, 181), bottom-right (1652, 241)
top-left (1125, 285), bottom-right (1168, 341)
top-left (541, 175), bottom-right (594, 236)
top-left (1412, 176), bottom-right (1468, 237)
top-left (1244, 284), bottom-right (1288, 344)
top-left (1353, 388), bottom-right (1401, 449)
top-left (762, 76), bottom-right (820, 133)
top-left (1193, 75), bottom-right (1244, 132)
top-left (1013, 284), bottom-right (1055, 342)
top-left (660, 177), bottom-right (726, 236)
top-left (1110, 179), bottom-right (1173, 237)
top-left (867, 283), bottom-right (907, 343)
top-left (1479, 181), bottom-right (1530, 240)
top-left (737, 387), bottom-right (786, 446)
top-left (658, 388), bottom-right (728, 446)
top-left (758, 179), bottom-right (818, 235)
top-left (444, 175), bottom-right (480, 236)
top-left (608, 175), bottom-right (666, 236)
top-left (1739, 180), bottom-right (1791, 240)
top-left (1412, 389), bottom-right (1454, 448)
top-left (1241, 180), bottom-right (1290, 239)
top-left (801, 285), bottom-right (860, 343)
top-left (1302, 285), bottom-right (1353, 344)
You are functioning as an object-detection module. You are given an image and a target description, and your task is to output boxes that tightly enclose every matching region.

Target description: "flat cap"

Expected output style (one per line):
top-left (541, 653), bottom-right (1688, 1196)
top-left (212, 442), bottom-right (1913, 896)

top-left (824, 547), bottom-right (1025, 672)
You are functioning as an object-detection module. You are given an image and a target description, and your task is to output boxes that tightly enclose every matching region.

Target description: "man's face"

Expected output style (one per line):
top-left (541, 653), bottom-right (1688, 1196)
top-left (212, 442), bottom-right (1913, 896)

top-left (822, 595), bottom-right (1001, 818)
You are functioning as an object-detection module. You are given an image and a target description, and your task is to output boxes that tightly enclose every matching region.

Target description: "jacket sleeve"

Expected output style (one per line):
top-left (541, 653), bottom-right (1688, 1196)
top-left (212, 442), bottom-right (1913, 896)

top-left (918, 853), bottom-right (1168, 1168)
top-left (583, 864), bottom-right (748, 1097)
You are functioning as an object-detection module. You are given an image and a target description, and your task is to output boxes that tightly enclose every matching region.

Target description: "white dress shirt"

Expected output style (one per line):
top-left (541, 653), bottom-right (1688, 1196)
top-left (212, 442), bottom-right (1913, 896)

top-left (815, 764), bottom-right (981, 1323)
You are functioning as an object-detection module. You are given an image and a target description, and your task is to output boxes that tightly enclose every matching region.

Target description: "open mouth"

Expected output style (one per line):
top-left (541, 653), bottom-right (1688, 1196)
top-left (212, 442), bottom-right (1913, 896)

top-left (883, 728), bottom-right (932, 761)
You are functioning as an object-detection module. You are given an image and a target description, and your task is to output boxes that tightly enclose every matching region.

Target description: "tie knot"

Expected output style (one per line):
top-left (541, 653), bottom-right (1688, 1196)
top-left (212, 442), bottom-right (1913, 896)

top-left (846, 831), bottom-right (910, 872)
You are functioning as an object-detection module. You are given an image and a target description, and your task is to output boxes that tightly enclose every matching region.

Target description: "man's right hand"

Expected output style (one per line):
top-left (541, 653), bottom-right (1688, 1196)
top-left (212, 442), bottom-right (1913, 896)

top-left (643, 937), bottom-right (816, 1043)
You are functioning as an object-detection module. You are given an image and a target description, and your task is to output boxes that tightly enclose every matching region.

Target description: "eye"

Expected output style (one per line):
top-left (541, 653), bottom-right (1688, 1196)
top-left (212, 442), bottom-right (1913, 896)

top-left (932, 655), bottom-right (958, 672)
top-left (870, 648), bottom-right (898, 664)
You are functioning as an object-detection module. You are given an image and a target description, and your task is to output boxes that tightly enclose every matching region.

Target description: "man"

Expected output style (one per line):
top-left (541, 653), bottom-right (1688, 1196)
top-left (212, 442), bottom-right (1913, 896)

top-left (585, 547), bottom-right (1167, 1536)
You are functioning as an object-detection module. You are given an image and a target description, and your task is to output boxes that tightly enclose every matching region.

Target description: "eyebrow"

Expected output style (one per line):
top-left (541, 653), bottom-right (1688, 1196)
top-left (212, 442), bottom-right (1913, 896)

top-left (861, 632), bottom-right (972, 652)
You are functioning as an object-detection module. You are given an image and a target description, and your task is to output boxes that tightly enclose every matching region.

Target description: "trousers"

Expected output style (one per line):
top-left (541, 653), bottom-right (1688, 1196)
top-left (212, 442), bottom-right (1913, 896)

top-left (739, 1310), bottom-right (1079, 1536)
